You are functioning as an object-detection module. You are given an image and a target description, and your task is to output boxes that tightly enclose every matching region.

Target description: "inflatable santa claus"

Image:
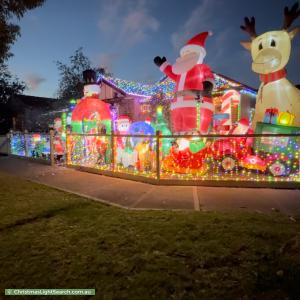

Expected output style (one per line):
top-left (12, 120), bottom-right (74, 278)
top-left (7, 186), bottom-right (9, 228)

top-left (154, 31), bottom-right (215, 134)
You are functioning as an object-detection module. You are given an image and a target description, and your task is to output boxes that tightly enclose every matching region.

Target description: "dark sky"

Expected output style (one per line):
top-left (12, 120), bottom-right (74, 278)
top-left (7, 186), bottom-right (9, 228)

top-left (8, 0), bottom-right (300, 97)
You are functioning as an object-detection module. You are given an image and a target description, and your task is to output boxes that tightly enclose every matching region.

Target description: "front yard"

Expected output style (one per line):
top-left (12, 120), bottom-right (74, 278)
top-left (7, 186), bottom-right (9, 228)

top-left (0, 172), bottom-right (299, 299)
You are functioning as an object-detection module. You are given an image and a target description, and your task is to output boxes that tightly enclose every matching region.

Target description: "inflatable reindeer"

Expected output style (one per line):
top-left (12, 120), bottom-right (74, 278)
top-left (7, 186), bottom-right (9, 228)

top-left (240, 3), bottom-right (300, 128)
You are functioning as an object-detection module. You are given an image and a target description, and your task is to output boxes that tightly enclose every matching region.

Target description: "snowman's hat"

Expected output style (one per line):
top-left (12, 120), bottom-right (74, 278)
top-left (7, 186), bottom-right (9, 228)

top-left (83, 69), bottom-right (97, 84)
top-left (180, 31), bottom-right (212, 57)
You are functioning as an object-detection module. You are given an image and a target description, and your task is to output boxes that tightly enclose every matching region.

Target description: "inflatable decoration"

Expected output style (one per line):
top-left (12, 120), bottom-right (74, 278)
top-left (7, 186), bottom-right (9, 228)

top-left (71, 70), bottom-right (112, 134)
top-left (154, 31), bottom-right (215, 134)
top-left (135, 140), bottom-right (154, 172)
top-left (162, 141), bottom-right (209, 175)
top-left (121, 137), bottom-right (138, 168)
top-left (53, 117), bottom-right (65, 156)
top-left (116, 115), bottom-right (132, 165)
top-left (240, 3), bottom-right (300, 128)
top-left (117, 115), bottom-right (131, 134)
top-left (263, 108), bottom-right (279, 125)
top-left (278, 111), bottom-right (295, 126)
top-left (220, 90), bottom-right (241, 132)
top-left (129, 121), bottom-right (155, 147)
top-left (125, 121), bottom-right (155, 171)
top-left (153, 106), bottom-right (172, 155)
top-left (189, 137), bottom-right (207, 154)
top-left (230, 118), bottom-right (254, 148)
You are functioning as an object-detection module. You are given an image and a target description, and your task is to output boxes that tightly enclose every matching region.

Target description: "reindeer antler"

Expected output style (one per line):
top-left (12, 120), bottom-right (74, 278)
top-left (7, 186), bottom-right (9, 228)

top-left (283, 2), bottom-right (300, 29)
top-left (240, 17), bottom-right (257, 40)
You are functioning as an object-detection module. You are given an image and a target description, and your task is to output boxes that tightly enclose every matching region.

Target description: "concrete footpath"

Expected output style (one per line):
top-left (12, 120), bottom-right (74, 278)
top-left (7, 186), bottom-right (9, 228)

top-left (1, 156), bottom-right (300, 215)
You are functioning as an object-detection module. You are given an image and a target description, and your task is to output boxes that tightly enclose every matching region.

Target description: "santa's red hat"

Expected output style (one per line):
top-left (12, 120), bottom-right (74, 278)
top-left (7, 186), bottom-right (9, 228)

top-left (180, 31), bottom-right (212, 57)
top-left (145, 117), bottom-right (151, 124)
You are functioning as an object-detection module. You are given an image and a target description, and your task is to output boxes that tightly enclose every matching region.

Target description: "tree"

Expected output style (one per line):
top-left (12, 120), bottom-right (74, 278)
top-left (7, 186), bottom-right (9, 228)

top-left (56, 48), bottom-right (113, 101)
top-left (0, 64), bottom-right (25, 103)
top-left (0, 64), bottom-right (25, 133)
top-left (0, 0), bottom-right (45, 63)
top-left (0, 0), bottom-right (45, 134)
top-left (56, 48), bottom-right (92, 101)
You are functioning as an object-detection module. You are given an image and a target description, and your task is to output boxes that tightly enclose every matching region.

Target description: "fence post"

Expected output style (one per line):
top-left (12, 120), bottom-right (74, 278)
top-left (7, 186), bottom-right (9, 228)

top-left (49, 129), bottom-right (55, 166)
top-left (156, 130), bottom-right (160, 180)
top-left (65, 132), bottom-right (69, 165)
top-left (6, 131), bottom-right (11, 155)
top-left (111, 129), bottom-right (115, 171)
top-left (24, 130), bottom-right (28, 157)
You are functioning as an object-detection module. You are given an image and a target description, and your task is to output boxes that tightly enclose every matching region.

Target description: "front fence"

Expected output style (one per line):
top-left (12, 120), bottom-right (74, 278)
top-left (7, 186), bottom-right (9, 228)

top-left (7, 131), bottom-right (300, 185)
top-left (65, 132), bottom-right (300, 185)
top-left (9, 132), bottom-right (51, 161)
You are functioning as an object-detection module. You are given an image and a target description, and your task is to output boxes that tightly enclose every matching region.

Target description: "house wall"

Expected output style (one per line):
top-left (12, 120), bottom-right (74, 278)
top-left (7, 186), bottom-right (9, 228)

top-left (99, 82), bottom-right (119, 100)
top-left (99, 82), bottom-right (150, 123)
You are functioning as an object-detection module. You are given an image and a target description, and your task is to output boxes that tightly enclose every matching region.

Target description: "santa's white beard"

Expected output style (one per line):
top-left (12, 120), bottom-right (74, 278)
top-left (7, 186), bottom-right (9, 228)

top-left (172, 52), bottom-right (203, 75)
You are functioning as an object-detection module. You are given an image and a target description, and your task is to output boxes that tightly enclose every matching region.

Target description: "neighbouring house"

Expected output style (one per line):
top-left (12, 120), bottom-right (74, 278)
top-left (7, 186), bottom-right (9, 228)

top-left (7, 94), bottom-right (67, 132)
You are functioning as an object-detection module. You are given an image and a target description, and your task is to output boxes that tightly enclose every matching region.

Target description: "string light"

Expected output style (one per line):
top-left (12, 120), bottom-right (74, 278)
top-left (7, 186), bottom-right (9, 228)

top-left (99, 74), bottom-right (257, 99)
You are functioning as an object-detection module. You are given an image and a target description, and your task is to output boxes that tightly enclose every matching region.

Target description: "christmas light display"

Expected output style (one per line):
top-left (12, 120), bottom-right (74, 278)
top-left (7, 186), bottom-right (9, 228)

top-left (10, 132), bottom-right (50, 160)
top-left (240, 3), bottom-right (300, 129)
top-left (62, 64), bottom-right (300, 184)
top-left (100, 73), bottom-right (255, 100)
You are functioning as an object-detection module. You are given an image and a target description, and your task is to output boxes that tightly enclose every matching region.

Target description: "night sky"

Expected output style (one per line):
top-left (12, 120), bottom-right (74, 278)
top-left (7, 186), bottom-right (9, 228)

top-left (8, 0), bottom-right (300, 98)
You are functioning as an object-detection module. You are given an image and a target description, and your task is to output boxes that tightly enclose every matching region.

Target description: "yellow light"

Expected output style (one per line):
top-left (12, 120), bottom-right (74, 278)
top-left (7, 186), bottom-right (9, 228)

top-left (157, 105), bottom-right (163, 114)
top-left (278, 111), bottom-right (295, 126)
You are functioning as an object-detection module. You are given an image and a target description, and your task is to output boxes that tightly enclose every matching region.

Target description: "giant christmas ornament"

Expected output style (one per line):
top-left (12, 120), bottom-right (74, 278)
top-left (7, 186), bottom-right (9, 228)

top-left (240, 3), bottom-right (300, 128)
top-left (71, 70), bottom-right (112, 133)
top-left (154, 31), bottom-right (215, 134)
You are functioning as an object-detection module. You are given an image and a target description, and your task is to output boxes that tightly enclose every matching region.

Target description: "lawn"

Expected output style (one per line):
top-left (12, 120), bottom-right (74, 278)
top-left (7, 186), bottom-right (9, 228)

top-left (0, 171), bottom-right (300, 300)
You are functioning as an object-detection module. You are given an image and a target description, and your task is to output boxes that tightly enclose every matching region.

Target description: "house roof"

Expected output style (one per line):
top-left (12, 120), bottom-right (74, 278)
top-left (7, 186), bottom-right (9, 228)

top-left (99, 72), bottom-right (257, 99)
top-left (10, 94), bottom-right (68, 114)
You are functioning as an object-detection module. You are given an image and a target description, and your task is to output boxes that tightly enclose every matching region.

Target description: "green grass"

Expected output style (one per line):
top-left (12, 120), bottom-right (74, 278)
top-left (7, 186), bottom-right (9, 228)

top-left (0, 171), bottom-right (300, 300)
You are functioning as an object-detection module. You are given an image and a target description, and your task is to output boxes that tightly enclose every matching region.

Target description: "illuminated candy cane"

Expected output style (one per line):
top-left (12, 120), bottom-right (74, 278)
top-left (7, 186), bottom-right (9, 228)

top-left (220, 90), bottom-right (241, 132)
